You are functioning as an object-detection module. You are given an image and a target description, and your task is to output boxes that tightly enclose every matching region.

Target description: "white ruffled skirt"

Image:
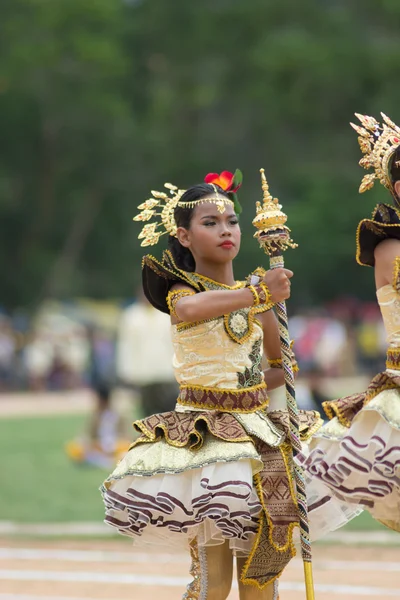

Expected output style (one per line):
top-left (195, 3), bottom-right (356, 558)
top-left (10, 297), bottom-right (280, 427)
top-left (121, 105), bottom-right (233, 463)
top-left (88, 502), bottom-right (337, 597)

top-left (299, 387), bottom-right (400, 531)
top-left (101, 425), bottom-right (361, 555)
top-left (102, 436), bottom-right (263, 556)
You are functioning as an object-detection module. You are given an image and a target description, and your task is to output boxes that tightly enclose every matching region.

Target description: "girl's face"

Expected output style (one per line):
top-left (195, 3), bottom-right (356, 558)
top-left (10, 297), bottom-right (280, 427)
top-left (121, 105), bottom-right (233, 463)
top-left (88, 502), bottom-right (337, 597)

top-left (176, 199), bottom-right (241, 265)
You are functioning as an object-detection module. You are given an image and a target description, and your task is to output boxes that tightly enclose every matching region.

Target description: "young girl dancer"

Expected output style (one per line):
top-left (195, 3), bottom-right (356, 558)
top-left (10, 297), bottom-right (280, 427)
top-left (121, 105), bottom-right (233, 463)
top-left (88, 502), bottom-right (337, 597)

top-left (301, 113), bottom-right (400, 533)
top-left (101, 171), bottom-right (322, 599)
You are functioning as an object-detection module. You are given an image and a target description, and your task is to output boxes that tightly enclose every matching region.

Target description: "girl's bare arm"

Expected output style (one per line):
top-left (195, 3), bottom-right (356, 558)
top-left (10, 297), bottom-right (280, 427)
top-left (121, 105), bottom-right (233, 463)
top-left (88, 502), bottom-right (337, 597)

top-left (171, 268), bottom-right (292, 323)
top-left (258, 309), bottom-right (285, 391)
top-left (374, 238), bottom-right (400, 289)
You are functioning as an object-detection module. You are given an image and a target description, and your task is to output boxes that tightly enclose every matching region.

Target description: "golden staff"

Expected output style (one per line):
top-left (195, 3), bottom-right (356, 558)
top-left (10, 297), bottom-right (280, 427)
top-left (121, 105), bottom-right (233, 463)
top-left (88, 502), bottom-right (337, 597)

top-left (253, 169), bottom-right (315, 600)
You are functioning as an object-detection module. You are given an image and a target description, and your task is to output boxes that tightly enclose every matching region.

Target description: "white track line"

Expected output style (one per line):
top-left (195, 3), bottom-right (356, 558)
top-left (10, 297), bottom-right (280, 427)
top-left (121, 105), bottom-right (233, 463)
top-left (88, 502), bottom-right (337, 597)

top-left (1, 547), bottom-right (399, 573)
top-left (0, 596), bottom-right (100, 600)
top-left (0, 548), bottom-right (188, 564)
top-left (1, 521), bottom-right (400, 545)
top-left (0, 570), bottom-right (399, 596)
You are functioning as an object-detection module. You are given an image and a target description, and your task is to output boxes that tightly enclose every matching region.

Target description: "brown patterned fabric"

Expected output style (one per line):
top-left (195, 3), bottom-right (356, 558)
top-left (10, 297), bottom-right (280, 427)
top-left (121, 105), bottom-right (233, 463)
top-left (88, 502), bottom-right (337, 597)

top-left (242, 514), bottom-right (294, 588)
top-left (386, 347), bottom-right (400, 371)
top-left (267, 409), bottom-right (323, 441)
top-left (323, 370), bottom-right (400, 427)
top-left (131, 410), bottom-right (251, 451)
top-left (255, 441), bottom-right (298, 545)
top-left (178, 383), bottom-right (269, 412)
top-left (241, 440), bottom-right (297, 587)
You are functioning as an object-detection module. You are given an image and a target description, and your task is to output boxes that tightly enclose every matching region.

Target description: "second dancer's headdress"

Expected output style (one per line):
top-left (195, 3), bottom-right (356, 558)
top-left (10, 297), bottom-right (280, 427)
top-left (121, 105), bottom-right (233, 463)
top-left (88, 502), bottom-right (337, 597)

top-left (351, 112), bottom-right (400, 265)
top-left (351, 112), bottom-right (400, 203)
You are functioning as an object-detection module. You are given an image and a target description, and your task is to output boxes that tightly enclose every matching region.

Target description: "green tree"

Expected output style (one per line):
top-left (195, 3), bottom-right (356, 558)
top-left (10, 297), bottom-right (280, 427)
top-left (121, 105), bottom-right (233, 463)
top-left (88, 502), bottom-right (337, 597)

top-left (2, 0), bottom-right (400, 308)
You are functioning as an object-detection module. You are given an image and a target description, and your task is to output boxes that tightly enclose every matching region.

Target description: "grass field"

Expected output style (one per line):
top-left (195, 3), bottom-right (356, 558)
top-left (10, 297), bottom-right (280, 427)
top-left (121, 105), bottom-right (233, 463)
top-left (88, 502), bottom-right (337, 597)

top-left (0, 415), bottom-right (107, 523)
top-left (0, 413), bottom-right (386, 531)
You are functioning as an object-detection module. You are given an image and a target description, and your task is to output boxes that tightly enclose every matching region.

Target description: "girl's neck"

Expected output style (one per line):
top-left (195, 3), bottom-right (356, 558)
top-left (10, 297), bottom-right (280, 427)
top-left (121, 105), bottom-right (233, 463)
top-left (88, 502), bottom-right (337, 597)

top-left (193, 261), bottom-right (236, 286)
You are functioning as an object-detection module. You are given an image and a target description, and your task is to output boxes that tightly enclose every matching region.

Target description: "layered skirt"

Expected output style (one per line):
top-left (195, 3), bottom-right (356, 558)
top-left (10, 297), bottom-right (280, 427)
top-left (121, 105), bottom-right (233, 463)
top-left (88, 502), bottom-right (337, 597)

top-left (101, 407), bottom-right (358, 587)
top-left (299, 369), bottom-right (400, 532)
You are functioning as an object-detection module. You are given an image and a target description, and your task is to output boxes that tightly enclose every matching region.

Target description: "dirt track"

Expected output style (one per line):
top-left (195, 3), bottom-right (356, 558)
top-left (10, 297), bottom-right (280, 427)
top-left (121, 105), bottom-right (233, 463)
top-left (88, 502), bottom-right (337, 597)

top-left (0, 537), bottom-right (399, 599)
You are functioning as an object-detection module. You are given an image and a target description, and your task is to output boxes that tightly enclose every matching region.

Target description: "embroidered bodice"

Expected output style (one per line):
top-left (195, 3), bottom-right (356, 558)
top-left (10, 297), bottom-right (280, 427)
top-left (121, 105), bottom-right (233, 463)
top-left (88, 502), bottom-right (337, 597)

top-left (171, 317), bottom-right (264, 390)
top-left (377, 284), bottom-right (400, 348)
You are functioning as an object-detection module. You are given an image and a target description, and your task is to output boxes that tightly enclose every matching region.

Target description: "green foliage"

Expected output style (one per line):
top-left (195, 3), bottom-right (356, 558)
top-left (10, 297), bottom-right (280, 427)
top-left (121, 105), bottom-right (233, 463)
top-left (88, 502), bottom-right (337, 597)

top-left (2, 0), bottom-right (400, 308)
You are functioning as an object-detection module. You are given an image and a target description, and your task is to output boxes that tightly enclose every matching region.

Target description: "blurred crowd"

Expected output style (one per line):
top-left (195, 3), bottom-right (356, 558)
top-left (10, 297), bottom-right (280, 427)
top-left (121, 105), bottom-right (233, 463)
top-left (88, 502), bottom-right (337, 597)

top-left (0, 295), bottom-right (387, 396)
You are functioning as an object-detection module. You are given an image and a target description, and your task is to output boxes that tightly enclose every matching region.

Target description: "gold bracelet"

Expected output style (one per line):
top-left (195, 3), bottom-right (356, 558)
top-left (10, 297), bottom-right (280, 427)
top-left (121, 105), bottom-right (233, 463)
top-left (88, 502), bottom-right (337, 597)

top-left (248, 285), bottom-right (260, 306)
top-left (268, 358), bottom-right (282, 368)
top-left (268, 357), bottom-right (299, 373)
top-left (254, 281), bottom-right (272, 305)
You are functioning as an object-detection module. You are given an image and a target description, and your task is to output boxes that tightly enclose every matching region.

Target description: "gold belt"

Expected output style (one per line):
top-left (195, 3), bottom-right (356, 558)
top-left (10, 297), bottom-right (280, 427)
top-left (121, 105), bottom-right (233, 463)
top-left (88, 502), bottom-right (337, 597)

top-left (386, 347), bottom-right (400, 371)
top-left (177, 382), bottom-right (269, 413)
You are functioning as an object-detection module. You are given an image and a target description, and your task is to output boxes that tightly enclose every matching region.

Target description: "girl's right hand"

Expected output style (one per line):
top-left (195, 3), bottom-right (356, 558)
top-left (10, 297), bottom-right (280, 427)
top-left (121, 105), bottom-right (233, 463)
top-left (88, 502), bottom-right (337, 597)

top-left (263, 268), bottom-right (293, 302)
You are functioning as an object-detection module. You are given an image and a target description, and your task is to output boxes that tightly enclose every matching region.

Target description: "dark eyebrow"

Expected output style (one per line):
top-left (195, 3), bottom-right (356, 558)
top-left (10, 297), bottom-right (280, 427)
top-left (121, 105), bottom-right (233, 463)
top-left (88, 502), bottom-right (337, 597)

top-left (200, 213), bottom-right (237, 220)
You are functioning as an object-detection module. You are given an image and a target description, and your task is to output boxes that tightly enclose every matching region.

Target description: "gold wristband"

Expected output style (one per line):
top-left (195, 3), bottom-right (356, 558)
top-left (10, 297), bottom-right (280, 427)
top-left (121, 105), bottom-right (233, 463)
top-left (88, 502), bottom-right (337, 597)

top-left (268, 356), bottom-right (299, 373)
top-left (268, 358), bottom-right (282, 369)
top-left (248, 285), bottom-right (260, 306)
top-left (254, 282), bottom-right (272, 305)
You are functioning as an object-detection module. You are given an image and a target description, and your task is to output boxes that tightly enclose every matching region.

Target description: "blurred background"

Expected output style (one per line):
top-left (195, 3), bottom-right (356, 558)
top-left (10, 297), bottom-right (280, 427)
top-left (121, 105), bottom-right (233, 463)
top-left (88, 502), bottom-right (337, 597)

top-left (1, 2), bottom-right (400, 599)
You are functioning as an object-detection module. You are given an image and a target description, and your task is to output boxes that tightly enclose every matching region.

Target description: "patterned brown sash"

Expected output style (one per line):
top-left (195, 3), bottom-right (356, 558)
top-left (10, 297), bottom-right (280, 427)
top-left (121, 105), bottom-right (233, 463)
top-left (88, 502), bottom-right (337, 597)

top-left (177, 382), bottom-right (269, 412)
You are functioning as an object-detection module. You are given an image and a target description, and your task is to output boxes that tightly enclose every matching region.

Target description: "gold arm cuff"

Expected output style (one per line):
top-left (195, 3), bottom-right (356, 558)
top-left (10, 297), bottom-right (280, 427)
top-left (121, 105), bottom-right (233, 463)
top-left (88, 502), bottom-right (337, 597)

top-left (166, 288), bottom-right (196, 318)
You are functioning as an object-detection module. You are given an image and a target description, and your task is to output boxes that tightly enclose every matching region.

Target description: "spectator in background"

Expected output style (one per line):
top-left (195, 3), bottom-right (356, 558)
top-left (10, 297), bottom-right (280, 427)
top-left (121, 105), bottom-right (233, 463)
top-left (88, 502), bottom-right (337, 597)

top-left (116, 289), bottom-right (178, 416)
top-left (0, 316), bottom-right (16, 390)
top-left (356, 303), bottom-right (385, 375)
top-left (304, 366), bottom-right (333, 415)
top-left (66, 382), bottom-right (130, 468)
top-left (66, 326), bottom-right (130, 468)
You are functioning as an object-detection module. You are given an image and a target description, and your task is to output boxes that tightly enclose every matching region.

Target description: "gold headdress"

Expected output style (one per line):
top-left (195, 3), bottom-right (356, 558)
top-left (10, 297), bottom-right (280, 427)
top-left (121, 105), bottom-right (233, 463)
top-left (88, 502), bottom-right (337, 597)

top-left (351, 112), bottom-right (400, 196)
top-left (134, 183), bottom-right (234, 247)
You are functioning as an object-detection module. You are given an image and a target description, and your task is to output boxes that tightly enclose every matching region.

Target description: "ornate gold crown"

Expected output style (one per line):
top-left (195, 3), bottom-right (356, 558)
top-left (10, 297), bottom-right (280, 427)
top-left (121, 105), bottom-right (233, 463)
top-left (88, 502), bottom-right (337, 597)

top-left (351, 112), bottom-right (400, 195)
top-left (252, 169), bottom-right (297, 253)
top-left (133, 183), bottom-right (234, 247)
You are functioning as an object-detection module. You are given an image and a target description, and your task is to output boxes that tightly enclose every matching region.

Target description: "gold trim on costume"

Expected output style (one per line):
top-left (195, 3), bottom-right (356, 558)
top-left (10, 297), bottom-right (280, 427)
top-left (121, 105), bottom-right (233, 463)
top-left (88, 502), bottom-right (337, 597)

top-left (176, 316), bottom-right (222, 332)
top-left (167, 288), bottom-right (196, 318)
top-left (386, 346), bottom-right (400, 371)
top-left (392, 257), bottom-right (400, 295)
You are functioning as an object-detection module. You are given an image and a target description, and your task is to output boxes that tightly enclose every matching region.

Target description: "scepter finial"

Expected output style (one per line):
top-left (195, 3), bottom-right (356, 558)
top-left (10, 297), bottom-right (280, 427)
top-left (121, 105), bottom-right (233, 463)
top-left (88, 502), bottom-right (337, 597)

top-left (252, 168), bottom-right (298, 253)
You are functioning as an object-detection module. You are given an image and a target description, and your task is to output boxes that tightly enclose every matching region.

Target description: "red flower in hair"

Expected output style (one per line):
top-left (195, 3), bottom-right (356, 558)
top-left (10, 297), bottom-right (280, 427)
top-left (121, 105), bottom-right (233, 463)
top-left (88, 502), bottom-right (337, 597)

top-left (204, 170), bottom-right (242, 193)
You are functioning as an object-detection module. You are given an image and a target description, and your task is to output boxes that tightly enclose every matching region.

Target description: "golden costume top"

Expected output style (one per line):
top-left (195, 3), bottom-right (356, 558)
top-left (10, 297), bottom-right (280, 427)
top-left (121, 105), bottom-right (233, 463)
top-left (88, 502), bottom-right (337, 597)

top-left (172, 315), bottom-right (264, 389)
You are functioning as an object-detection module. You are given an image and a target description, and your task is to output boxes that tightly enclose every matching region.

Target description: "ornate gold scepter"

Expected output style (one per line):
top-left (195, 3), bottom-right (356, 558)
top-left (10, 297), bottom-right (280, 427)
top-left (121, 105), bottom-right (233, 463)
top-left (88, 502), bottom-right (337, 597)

top-left (253, 169), bottom-right (315, 600)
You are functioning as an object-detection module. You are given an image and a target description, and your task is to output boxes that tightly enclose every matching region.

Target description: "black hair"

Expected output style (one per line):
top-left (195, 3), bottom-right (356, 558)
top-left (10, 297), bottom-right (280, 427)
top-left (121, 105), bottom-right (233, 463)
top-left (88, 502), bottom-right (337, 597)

top-left (390, 146), bottom-right (400, 193)
top-left (167, 183), bottom-right (230, 272)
